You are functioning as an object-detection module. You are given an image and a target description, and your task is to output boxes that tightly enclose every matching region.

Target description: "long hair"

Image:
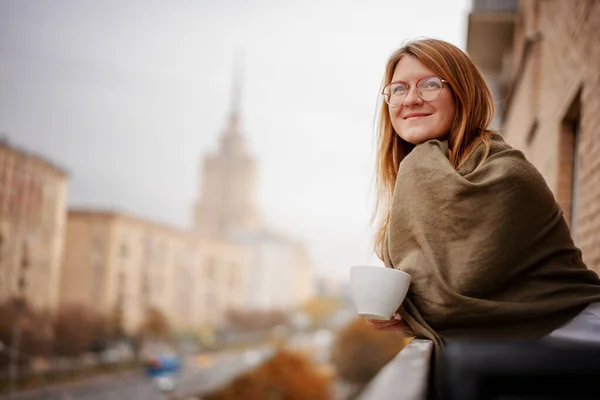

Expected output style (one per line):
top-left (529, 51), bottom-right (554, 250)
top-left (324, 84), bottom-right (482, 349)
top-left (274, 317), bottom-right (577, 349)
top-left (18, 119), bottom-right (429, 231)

top-left (373, 38), bottom-right (495, 259)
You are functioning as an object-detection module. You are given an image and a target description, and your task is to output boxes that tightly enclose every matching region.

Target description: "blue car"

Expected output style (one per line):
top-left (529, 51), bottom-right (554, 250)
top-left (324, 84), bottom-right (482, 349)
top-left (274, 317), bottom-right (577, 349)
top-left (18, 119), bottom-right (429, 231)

top-left (144, 353), bottom-right (182, 379)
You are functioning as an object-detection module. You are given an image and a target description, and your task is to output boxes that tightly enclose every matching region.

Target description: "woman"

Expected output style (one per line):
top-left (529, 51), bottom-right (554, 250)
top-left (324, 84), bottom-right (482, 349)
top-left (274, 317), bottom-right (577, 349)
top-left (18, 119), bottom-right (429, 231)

top-left (366, 38), bottom-right (600, 348)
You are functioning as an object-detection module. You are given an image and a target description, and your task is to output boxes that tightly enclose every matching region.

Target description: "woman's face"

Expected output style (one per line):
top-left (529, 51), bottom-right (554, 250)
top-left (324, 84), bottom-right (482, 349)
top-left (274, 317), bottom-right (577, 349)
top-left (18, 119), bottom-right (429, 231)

top-left (388, 55), bottom-right (455, 145)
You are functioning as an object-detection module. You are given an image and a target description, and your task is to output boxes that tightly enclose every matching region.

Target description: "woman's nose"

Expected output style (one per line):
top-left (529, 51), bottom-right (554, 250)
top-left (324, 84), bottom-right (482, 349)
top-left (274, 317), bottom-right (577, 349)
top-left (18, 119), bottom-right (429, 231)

top-left (403, 87), bottom-right (423, 107)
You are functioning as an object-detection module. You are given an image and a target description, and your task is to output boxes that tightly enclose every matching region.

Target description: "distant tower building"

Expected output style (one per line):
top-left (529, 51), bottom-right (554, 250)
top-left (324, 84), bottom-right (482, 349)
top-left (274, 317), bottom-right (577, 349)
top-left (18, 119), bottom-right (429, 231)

top-left (192, 54), bottom-right (316, 311)
top-left (193, 56), bottom-right (260, 239)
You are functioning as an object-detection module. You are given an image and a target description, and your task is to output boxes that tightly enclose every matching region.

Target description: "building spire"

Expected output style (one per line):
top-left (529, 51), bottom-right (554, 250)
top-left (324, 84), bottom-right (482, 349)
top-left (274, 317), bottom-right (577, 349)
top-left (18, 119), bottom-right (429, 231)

top-left (229, 48), bottom-right (245, 132)
top-left (220, 48), bottom-right (248, 155)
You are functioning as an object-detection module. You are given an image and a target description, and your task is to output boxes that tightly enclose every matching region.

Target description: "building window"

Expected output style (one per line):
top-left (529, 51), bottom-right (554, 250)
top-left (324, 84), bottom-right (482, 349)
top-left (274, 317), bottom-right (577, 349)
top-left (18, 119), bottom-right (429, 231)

top-left (205, 258), bottom-right (215, 280)
top-left (0, 230), bottom-right (3, 268)
top-left (558, 89), bottom-right (581, 243)
top-left (206, 292), bottom-right (215, 307)
top-left (526, 119), bottom-right (539, 146)
top-left (0, 165), bottom-right (4, 206)
top-left (568, 120), bottom-right (581, 240)
top-left (120, 243), bottom-right (129, 259)
top-left (230, 263), bottom-right (238, 288)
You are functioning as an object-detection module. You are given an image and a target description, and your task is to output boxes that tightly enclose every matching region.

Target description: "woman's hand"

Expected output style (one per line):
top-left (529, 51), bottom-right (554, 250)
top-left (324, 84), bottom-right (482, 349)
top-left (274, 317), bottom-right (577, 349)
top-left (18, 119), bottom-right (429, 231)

top-left (365, 312), bottom-right (414, 334)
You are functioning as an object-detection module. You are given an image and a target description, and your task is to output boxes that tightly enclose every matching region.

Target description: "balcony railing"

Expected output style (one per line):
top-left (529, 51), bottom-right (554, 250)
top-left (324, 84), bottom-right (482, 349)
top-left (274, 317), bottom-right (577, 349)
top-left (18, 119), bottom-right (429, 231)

top-left (357, 339), bottom-right (433, 400)
top-left (357, 338), bottom-right (600, 400)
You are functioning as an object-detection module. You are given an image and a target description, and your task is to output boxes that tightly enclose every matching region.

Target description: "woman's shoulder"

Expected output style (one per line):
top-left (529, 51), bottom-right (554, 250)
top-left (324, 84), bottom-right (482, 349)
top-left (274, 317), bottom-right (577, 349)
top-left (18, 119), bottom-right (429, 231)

top-left (486, 131), bottom-right (533, 169)
top-left (489, 130), bottom-right (510, 148)
top-left (489, 131), bottom-right (517, 153)
top-left (478, 132), bottom-right (554, 197)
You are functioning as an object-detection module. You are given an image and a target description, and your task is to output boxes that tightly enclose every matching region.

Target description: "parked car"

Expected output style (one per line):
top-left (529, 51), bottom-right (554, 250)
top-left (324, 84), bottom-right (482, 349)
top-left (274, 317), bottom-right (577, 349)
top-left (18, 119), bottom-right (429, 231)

top-left (144, 353), bottom-right (182, 379)
top-left (144, 352), bottom-right (182, 394)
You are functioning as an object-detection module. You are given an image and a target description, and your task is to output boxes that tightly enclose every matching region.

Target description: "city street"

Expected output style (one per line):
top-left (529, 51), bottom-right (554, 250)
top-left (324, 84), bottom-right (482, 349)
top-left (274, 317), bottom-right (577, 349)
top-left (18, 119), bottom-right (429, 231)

top-left (9, 346), bottom-right (275, 400)
top-left (9, 372), bottom-right (161, 400)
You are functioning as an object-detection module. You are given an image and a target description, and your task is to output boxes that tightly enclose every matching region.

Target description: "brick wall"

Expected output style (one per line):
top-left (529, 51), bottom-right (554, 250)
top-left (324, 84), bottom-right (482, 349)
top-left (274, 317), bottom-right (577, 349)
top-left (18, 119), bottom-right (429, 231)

top-left (503, 0), bottom-right (600, 274)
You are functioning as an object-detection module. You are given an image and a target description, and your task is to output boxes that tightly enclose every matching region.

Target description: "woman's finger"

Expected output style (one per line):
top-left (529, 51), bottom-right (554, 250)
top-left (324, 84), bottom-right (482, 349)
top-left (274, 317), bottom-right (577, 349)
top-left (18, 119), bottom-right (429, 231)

top-left (365, 316), bottom-right (414, 334)
top-left (365, 318), bottom-right (401, 330)
top-left (378, 320), bottom-right (412, 332)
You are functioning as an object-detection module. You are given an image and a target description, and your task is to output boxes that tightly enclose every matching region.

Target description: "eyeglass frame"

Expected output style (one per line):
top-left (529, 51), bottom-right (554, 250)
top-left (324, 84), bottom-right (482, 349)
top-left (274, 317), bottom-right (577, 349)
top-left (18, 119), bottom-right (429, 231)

top-left (381, 76), bottom-right (449, 108)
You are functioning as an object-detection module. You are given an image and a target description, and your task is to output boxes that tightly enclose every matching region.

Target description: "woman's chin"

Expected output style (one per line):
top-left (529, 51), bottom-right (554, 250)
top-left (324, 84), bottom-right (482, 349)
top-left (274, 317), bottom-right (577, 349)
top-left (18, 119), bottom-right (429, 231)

top-left (398, 132), bottom-right (430, 145)
top-left (398, 130), bottom-right (446, 145)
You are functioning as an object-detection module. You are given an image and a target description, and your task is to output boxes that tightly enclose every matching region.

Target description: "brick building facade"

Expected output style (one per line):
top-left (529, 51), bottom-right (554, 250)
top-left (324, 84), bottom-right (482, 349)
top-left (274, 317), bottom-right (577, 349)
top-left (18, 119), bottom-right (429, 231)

top-left (0, 139), bottom-right (68, 311)
top-left (467, 0), bottom-right (600, 275)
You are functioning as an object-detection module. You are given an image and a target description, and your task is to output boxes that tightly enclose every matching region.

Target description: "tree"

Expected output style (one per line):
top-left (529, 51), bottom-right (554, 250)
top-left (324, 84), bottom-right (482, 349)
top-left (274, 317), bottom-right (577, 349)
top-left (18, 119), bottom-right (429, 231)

top-left (138, 307), bottom-right (171, 339)
top-left (330, 317), bottom-right (409, 385)
top-left (203, 349), bottom-right (332, 400)
top-left (108, 305), bottom-right (126, 340)
top-left (89, 312), bottom-right (117, 354)
top-left (19, 308), bottom-right (54, 359)
top-left (225, 309), bottom-right (289, 331)
top-left (53, 305), bottom-right (96, 357)
top-left (302, 297), bottom-right (341, 327)
top-left (0, 299), bottom-right (54, 367)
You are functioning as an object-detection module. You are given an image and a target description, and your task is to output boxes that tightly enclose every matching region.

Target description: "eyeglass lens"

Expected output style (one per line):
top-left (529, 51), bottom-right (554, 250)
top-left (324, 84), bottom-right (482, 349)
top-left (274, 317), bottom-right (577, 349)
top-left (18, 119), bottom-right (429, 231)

top-left (384, 77), bottom-right (443, 105)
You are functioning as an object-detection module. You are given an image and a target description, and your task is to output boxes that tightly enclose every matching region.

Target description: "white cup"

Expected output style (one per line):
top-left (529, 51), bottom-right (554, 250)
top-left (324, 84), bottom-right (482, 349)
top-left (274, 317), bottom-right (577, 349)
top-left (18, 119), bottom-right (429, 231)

top-left (350, 265), bottom-right (411, 320)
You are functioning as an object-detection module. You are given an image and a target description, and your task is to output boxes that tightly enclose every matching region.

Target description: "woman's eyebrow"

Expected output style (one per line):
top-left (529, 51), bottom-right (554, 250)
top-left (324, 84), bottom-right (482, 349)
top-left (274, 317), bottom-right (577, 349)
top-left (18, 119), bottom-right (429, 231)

top-left (391, 75), bottom-right (427, 83)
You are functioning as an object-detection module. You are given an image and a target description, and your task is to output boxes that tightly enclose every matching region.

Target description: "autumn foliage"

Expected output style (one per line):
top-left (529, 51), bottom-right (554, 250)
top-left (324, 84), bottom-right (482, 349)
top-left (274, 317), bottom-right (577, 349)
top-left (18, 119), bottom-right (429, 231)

top-left (330, 317), bottom-right (409, 385)
top-left (53, 305), bottom-right (98, 357)
top-left (203, 350), bottom-right (332, 400)
top-left (225, 309), bottom-right (289, 331)
top-left (0, 299), bottom-right (54, 366)
top-left (138, 307), bottom-right (171, 339)
top-left (302, 297), bottom-right (341, 327)
top-left (0, 300), bottom-right (125, 365)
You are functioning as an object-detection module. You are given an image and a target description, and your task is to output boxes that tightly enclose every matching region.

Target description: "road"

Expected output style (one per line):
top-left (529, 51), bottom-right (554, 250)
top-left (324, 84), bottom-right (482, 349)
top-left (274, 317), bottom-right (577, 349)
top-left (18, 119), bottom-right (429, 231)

top-left (7, 372), bottom-right (161, 400)
top-left (176, 346), bottom-right (274, 398)
top-left (8, 346), bottom-right (274, 400)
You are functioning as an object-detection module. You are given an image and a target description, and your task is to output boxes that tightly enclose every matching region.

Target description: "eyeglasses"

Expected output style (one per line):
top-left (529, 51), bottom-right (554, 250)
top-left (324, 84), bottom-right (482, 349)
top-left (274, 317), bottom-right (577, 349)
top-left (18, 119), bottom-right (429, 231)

top-left (382, 76), bottom-right (448, 108)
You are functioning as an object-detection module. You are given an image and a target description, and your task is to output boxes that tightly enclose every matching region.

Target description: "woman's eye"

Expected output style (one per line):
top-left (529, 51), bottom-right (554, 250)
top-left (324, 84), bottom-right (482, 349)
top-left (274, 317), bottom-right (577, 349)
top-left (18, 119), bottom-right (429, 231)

top-left (392, 85), bottom-right (407, 95)
top-left (422, 79), bottom-right (441, 89)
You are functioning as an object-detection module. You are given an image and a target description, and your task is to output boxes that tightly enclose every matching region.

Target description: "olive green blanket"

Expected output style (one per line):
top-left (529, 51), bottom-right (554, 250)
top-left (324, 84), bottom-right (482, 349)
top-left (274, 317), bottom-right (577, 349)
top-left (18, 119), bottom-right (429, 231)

top-left (383, 133), bottom-right (600, 348)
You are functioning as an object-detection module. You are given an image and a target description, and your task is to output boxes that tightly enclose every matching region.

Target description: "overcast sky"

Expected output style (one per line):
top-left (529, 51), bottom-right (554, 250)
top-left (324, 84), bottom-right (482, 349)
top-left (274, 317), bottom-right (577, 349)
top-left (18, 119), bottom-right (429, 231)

top-left (0, 0), bottom-right (471, 281)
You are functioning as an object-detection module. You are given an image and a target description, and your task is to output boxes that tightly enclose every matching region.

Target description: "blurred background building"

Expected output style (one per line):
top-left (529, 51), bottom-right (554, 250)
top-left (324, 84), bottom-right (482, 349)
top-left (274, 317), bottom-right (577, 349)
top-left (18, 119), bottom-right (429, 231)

top-left (0, 139), bottom-right (68, 312)
top-left (467, 0), bottom-right (600, 275)
top-left (193, 67), bottom-right (261, 240)
top-left (193, 68), bottom-right (316, 312)
top-left (235, 228), bottom-right (315, 310)
top-left (1, 70), bottom-right (316, 337)
top-left (59, 210), bottom-right (249, 333)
